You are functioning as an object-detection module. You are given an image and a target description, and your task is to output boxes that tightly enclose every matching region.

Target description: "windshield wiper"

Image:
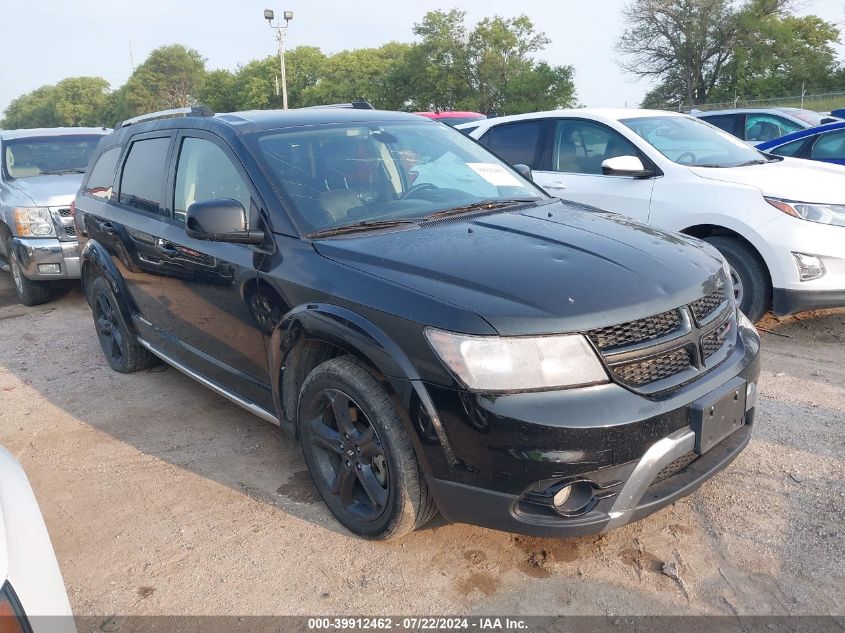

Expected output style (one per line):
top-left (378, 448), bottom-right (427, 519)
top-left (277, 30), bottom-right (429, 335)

top-left (40, 168), bottom-right (86, 175)
top-left (423, 198), bottom-right (541, 220)
top-left (307, 219), bottom-right (417, 239)
top-left (733, 159), bottom-right (767, 167)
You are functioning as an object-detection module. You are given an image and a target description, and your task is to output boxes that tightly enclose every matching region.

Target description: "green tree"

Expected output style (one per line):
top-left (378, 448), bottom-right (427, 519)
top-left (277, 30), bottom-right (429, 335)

top-left (114, 44), bottom-right (207, 120)
top-left (1, 85), bottom-right (60, 128)
top-left (198, 69), bottom-right (239, 113)
top-left (303, 43), bottom-right (413, 109)
top-left (1, 77), bottom-right (111, 128)
top-left (620, 0), bottom-right (843, 108)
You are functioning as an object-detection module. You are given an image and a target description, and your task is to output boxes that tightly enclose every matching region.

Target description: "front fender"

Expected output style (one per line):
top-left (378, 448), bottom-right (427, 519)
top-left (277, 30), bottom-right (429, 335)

top-left (80, 239), bottom-right (138, 333)
top-left (269, 303), bottom-right (457, 469)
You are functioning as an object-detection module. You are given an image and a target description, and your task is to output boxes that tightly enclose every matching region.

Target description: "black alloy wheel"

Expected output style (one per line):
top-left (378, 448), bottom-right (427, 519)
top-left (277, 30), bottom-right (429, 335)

top-left (305, 388), bottom-right (390, 522)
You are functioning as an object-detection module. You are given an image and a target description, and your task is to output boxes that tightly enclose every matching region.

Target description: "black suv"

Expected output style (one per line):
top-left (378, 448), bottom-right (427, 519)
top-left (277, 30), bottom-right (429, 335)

top-left (75, 106), bottom-right (761, 540)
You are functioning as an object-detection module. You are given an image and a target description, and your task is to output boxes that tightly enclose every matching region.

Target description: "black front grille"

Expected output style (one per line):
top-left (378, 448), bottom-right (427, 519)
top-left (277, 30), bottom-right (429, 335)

top-left (612, 347), bottom-right (692, 387)
top-left (653, 451), bottom-right (698, 485)
top-left (690, 286), bottom-right (727, 323)
top-left (702, 318), bottom-right (731, 359)
top-left (587, 309), bottom-right (681, 351)
top-left (58, 207), bottom-right (73, 217)
top-left (64, 225), bottom-right (77, 237)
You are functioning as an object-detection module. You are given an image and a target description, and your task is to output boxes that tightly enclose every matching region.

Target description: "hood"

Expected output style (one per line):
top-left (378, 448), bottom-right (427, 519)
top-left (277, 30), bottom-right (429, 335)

top-left (8, 173), bottom-right (84, 207)
top-left (314, 201), bottom-right (723, 335)
top-left (690, 158), bottom-right (845, 204)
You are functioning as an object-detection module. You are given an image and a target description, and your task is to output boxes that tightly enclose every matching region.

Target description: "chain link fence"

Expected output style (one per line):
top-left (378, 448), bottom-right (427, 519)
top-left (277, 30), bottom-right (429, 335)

top-left (677, 88), bottom-right (845, 113)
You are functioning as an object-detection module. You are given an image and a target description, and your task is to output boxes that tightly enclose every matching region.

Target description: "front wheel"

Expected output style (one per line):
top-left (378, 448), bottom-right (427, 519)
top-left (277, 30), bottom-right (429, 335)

top-left (704, 236), bottom-right (771, 322)
top-left (6, 238), bottom-right (52, 306)
top-left (297, 356), bottom-right (437, 540)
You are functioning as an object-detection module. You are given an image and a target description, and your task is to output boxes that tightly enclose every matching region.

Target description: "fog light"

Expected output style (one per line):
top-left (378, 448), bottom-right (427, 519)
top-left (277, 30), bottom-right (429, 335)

top-left (37, 263), bottom-right (61, 274)
top-left (792, 252), bottom-right (825, 281)
top-left (553, 485), bottom-right (572, 508)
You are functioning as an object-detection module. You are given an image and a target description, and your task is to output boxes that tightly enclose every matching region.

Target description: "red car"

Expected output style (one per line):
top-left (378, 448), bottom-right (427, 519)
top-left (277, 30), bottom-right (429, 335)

top-left (415, 111), bottom-right (486, 127)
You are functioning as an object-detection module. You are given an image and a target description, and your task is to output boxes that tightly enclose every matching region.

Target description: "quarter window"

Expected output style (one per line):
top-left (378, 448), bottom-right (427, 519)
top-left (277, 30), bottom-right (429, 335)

top-left (119, 138), bottom-right (171, 214)
top-left (174, 137), bottom-right (251, 223)
top-left (552, 120), bottom-right (639, 175)
top-left (479, 121), bottom-right (543, 169)
top-left (810, 130), bottom-right (845, 160)
top-left (83, 147), bottom-right (121, 199)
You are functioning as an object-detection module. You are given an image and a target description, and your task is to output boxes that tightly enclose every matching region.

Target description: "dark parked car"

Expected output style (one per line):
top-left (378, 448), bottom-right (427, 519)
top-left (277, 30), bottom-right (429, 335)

top-left (75, 106), bottom-right (761, 540)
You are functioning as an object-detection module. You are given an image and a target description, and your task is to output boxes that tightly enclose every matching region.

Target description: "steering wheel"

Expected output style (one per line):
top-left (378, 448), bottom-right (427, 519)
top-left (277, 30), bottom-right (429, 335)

top-left (676, 151), bottom-right (697, 164)
top-left (399, 183), bottom-right (438, 200)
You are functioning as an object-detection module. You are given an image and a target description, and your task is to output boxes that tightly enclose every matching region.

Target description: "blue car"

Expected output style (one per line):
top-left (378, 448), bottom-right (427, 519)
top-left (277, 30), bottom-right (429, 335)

top-left (757, 120), bottom-right (845, 166)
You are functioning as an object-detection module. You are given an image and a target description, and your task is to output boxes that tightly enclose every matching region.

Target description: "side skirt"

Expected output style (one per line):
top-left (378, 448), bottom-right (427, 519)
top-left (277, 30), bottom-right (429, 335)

top-left (137, 337), bottom-right (280, 427)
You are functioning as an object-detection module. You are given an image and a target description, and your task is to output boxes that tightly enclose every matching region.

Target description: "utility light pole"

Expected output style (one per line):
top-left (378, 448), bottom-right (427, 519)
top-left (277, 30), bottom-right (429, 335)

top-left (264, 9), bottom-right (293, 110)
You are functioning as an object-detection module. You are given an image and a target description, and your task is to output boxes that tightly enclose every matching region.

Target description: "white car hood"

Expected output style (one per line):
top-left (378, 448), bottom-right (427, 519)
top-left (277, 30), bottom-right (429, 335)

top-left (690, 157), bottom-right (845, 205)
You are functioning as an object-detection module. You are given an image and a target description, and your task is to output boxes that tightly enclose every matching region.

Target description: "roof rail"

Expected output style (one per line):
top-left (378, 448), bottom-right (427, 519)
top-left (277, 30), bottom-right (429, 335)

top-left (118, 105), bottom-right (215, 128)
top-left (302, 101), bottom-right (375, 110)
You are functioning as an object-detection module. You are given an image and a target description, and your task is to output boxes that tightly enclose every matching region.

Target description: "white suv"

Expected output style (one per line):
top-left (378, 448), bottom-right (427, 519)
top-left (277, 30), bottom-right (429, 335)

top-left (460, 109), bottom-right (845, 321)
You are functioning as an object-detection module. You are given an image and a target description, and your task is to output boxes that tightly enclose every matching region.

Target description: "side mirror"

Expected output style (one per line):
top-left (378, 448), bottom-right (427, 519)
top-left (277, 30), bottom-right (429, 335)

top-left (601, 155), bottom-right (655, 178)
top-left (512, 163), bottom-right (533, 181)
top-left (185, 199), bottom-right (264, 245)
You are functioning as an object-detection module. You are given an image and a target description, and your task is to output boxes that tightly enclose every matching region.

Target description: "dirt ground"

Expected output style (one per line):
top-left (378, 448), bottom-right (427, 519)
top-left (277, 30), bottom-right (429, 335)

top-left (0, 274), bottom-right (843, 618)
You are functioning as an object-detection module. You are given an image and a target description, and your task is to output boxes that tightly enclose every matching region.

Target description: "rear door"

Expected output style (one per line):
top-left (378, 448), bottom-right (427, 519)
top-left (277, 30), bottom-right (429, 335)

top-left (79, 132), bottom-right (175, 343)
top-left (155, 130), bottom-right (273, 409)
top-left (531, 118), bottom-right (655, 222)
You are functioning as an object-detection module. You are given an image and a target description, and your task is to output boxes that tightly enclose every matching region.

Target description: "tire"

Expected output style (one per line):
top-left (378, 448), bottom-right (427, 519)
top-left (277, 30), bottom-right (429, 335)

top-left (5, 236), bottom-right (52, 306)
top-left (704, 236), bottom-right (771, 323)
top-left (89, 276), bottom-right (158, 373)
top-left (297, 356), bottom-right (437, 540)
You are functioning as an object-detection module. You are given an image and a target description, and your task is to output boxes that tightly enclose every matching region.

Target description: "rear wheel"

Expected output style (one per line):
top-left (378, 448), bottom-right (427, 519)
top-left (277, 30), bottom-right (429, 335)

top-left (90, 276), bottom-right (157, 373)
top-left (297, 356), bottom-right (436, 540)
top-left (5, 236), bottom-right (52, 306)
top-left (704, 236), bottom-right (771, 322)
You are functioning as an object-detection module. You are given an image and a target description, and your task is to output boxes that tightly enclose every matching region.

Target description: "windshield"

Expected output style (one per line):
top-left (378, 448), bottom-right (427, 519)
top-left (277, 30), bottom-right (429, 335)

top-left (621, 115), bottom-right (767, 167)
top-left (251, 121), bottom-right (545, 235)
top-left (777, 108), bottom-right (824, 127)
top-left (2, 135), bottom-right (103, 179)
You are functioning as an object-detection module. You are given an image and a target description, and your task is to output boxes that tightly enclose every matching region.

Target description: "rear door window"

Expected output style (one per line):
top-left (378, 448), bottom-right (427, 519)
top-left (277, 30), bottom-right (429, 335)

top-left (700, 114), bottom-right (741, 137)
top-left (83, 147), bottom-right (121, 199)
top-left (768, 137), bottom-right (808, 157)
top-left (119, 137), bottom-right (172, 214)
top-left (479, 121), bottom-right (543, 169)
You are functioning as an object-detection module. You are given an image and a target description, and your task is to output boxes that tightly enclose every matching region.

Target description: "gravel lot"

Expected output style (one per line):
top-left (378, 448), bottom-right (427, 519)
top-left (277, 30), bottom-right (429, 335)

top-left (0, 274), bottom-right (843, 618)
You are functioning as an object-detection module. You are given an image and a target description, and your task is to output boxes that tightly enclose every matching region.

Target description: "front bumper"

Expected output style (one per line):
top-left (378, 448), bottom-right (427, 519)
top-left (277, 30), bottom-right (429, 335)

top-left (418, 320), bottom-right (761, 537)
top-left (773, 288), bottom-right (845, 315)
top-left (10, 237), bottom-right (80, 280)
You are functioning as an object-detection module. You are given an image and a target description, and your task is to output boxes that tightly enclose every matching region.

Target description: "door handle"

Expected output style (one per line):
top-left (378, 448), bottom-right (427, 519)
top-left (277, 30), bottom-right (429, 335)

top-left (156, 239), bottom-right (178, 257)
top-left (549, 181), bottom-right (567, 188)
top-left (100, 221), bottom-right (116, 234)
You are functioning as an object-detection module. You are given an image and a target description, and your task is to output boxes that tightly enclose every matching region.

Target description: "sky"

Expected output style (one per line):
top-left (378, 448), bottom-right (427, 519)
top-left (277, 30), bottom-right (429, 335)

top-left (1, 0), bottom-right (843, 114)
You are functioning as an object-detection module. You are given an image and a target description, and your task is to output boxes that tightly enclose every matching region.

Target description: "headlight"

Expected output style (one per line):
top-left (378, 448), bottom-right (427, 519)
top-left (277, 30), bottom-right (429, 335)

top-left (425, 328), bottom-right (608, 392)
top-left (0, 581), bottom-right (30, 633)
top-left (13, 207), bottom-right (56, 237)
top-left (765, 197), bottom-right (845, 227)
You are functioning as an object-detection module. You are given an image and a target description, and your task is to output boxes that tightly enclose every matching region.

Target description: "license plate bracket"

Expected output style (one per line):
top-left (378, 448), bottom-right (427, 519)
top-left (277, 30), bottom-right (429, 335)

top-left (691, 377), bottom-right (747, 455)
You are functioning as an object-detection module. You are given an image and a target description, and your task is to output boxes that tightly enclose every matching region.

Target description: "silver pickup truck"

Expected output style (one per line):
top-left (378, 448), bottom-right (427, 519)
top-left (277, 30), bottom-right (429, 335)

top-left (0, 128), bottom-right (109, 305)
